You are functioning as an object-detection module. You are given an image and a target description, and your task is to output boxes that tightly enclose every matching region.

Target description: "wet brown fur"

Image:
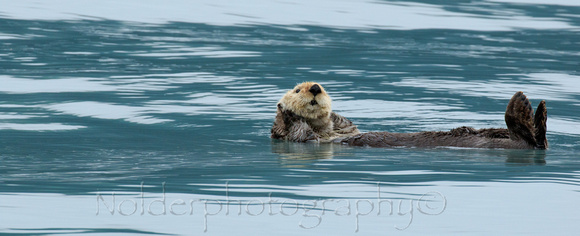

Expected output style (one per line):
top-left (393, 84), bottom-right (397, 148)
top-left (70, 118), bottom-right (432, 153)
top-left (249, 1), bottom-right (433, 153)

top-left (272, 83), bottom-right (548, 149)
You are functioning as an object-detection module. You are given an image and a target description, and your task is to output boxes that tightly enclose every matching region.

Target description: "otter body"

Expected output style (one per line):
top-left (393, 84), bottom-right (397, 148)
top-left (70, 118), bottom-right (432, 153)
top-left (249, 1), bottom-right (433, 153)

top-left (271, 82), bottom-right (548, 149)
top-left (339, 128), bottom-right (530, 149)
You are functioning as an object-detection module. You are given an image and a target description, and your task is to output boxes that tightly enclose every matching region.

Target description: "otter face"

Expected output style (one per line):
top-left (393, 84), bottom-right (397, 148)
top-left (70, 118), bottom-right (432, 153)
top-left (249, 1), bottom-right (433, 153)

top-left (278, 82), bottom-right (332, 119)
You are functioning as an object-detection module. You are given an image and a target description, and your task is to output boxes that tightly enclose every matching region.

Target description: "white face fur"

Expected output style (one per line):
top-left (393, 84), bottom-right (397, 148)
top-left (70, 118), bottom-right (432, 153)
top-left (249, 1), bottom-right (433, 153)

top-left (278, 82), bottom-right (332, 119)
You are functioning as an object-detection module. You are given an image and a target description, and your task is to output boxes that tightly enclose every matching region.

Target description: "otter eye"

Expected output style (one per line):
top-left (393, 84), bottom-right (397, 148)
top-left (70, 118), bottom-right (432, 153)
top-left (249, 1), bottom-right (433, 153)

top-left (295, 89), bottom-right (300, 93)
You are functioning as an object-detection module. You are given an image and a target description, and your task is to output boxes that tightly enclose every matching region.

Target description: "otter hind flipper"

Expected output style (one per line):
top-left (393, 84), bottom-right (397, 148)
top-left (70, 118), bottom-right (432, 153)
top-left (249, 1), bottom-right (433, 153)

top-left (505, 91), bottom-right (537, 147)
top-left (534, 100), bottom-right (548, 149)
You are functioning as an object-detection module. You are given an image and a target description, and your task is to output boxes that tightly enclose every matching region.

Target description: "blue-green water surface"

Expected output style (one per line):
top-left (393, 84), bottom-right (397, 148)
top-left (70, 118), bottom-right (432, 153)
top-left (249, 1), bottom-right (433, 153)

top-left (1, 0), bottom-right (580, 235)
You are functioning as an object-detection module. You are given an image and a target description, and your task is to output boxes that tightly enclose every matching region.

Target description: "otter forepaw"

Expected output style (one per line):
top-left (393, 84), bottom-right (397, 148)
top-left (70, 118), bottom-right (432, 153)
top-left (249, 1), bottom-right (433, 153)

top-left (282, 109), bottom-right (304, 125)
top-left (286, 119), bottom-right (320, 142)
top-left (304, 131), bottom-right (321, 143)
top-left (450, 126), bottom-right (478, 136)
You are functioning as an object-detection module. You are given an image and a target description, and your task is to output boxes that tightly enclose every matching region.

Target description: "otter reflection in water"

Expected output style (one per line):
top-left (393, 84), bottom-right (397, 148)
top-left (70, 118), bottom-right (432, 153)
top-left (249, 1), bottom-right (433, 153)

top-left (271, 82), bottom-right (548, 150)
top-left (271, 141), bottom-right (546, 166)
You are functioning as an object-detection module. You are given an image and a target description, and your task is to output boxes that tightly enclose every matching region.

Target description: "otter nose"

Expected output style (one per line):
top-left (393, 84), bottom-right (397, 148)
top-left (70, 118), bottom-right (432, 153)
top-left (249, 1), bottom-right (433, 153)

top-left (309, 84), bottom-right (321, 97)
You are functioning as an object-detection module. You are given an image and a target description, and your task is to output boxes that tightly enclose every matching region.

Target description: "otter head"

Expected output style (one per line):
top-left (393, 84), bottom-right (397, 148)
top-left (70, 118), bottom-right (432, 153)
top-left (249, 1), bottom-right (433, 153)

top-left (278, 82), bottom-right (332, 120)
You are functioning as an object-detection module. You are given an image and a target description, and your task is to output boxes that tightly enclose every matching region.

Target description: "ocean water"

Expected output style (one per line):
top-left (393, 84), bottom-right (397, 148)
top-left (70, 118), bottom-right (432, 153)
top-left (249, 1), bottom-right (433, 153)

top-left (1, 0), bottom-right (580, 235)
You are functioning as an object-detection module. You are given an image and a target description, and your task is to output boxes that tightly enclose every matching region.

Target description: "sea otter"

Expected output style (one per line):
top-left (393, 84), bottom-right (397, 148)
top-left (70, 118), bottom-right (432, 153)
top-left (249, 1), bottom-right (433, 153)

top-left (271, 82), bottom-right (548, 149)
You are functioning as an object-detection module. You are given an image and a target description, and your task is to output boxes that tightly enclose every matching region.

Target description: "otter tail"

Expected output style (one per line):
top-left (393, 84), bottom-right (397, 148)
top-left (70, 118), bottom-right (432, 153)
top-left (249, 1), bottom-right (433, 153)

top-left (505, 91), bottom-right (548, 149)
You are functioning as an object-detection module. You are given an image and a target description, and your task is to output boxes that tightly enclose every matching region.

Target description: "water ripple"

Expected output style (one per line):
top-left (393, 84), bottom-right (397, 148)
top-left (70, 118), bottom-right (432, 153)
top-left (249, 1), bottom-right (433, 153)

top-left (1, 0), bottom-right (577, 30)
top-left (0, 122), bottom-right (86, 131)
top-left (388, 73), bottom-right (580, 102)
top-left (1, 1), bottom-right (580, 235)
